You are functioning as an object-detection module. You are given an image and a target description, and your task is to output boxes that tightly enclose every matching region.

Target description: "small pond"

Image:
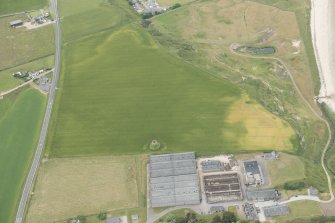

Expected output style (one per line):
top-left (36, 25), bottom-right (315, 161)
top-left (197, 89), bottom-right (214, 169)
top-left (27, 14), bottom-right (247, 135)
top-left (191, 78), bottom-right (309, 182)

top-left (244, 46), bottom-right (275, 54)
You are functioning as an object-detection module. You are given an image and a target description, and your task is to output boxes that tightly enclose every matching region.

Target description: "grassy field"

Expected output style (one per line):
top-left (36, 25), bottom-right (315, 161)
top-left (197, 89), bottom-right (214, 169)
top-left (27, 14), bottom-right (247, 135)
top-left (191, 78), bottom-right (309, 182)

top-left (26, 155), bottom-right (145, 222)
top-left (0, 88), bottom-right (46, 223)
top-left (0, 14), bottom-right (54, 70)
top-left (275, 201), bottom-right (323, 223)
top-left (46, 24), bottom-right (295, 157)
top-left (156, 0), bottom-right (195, 7)
top-left (59, 0), bottom-right (131, 43)
top-left (151, 0), bottom-right (329, 190)
top-left (0, 0), bottom-right (47, 14)
top-left (266, 153), bottom-right (305, 186)
top-left (0, 55), bottom-right (54, 92)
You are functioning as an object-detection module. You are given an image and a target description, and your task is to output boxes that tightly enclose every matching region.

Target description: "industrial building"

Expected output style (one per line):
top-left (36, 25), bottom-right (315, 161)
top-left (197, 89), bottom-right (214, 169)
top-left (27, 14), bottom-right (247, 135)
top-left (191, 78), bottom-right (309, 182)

top-left (243, 160), bottom-right (263, 185)
top-left (149, 152), bottom-right (201, 207)
top-left (263, 205), bottom-right (289, 217)
top-left (201, 160), bottom-right (227, 172)
top-left (203, 172), bottom-right (243, 203)
top-left (246, 189), bottom-right (279, 201)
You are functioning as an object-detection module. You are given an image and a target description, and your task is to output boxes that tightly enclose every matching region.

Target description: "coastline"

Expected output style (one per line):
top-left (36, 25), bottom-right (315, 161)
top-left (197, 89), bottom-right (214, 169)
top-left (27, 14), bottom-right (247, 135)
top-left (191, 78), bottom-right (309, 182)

top-left (311, 0), bottom-right (335, 112)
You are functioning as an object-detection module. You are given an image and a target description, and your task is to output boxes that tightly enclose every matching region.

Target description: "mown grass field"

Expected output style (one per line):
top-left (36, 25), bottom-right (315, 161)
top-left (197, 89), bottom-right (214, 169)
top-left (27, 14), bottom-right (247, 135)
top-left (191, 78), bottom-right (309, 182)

top-left (0, 55), bottom-right (54, 92)
top-left (26, 155), bottom-right (143, 222)
top-left (0, 0), bottom-right (47, 14)
top-left (0, 14), bottom-right (54, 69)
top-left (46, 23), bottom-right (295, 157)
top-left (0, 88), bottom-right (46, 223)
top-left (59, 0), bottom-right (130, 43)
top-left (266, 153), bottom-right (305, 186)
top-left (275, 201), bottom-right (323, 223)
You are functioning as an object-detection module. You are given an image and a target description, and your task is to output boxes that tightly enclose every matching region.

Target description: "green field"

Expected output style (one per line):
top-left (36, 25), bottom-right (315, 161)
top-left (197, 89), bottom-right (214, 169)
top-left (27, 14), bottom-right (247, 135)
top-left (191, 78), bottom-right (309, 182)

top-left (0, 88), bottom-right (46, 223)
top-left (267, 153), bottom-right (305, 186)
top-left (0, 15), bottom-right (54, 70)
top-left (0, 0), bottom-right (47, 14)
top-left (46, 18), bottom-right (297, 157)
top-left (59, 0), bottom-right (130, 43)
top-left (275, 201), bottom-right (323, 223)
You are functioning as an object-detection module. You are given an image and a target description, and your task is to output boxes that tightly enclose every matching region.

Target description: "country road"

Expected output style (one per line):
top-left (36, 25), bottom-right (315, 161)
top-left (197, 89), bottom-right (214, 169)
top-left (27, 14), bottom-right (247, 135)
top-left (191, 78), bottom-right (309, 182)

top-left (14, 0), bottom-right (61, 221)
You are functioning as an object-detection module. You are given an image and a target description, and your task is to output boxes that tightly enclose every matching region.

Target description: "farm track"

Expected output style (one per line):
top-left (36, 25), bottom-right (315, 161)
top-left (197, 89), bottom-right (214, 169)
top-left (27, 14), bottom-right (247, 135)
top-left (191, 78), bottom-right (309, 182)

top-left (14, 0), bottom-right (61, 221)
top-left (229, 44), bottom-right (334, 203)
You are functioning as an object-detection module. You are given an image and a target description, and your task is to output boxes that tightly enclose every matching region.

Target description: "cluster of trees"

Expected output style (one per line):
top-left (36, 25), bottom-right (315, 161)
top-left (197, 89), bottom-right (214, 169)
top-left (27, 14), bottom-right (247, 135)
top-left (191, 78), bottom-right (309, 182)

top-left (161, 212), bottom-right (206, 223)
top-left (67, 215), bottom-right (86, 223)
top-left (160, 211), bottom-right (254, 223)
top-left (288, 216), bottom-right (335, 223)
top-left (170, 3), bottom-right (181, 9)
top-left (67, 212), bottom-right (106, 223)
top-left (283, 181), bottom-right (305, 190)
top-left (211, 212), bottom-right (238, 223)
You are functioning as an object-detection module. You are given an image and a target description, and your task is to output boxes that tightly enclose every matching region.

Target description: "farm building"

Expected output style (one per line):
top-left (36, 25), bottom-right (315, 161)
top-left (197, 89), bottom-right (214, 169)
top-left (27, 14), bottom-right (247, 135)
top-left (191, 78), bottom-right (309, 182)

top-left (262, 151), bottom-right (279, 160)
top-left (243, 160), bottom-right (263, 185)
top-left (106, 217), bottom-right (122, 223)
top-left (263, 205), bottom-right (289, 217)
top-left (201, 160), bottom-right (225, 172)
top-left (10, 20), bottom-right (23, 28)
top-left (149, 152), bottom-right (201, 207)
top-left (308, 187), bottom-right (319, 196)
top-left (246, 189), bottom-right (279, 201)
top-left (131, 214), bottom-right (138, 223)
top-left (203, 172), bottom-right (243, 203)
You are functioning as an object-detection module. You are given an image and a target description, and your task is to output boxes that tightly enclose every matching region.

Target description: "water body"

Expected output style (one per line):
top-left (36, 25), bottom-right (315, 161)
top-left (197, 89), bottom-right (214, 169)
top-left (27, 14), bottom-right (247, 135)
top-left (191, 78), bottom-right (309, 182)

top-left (244, 46), bottom-right (275, 54)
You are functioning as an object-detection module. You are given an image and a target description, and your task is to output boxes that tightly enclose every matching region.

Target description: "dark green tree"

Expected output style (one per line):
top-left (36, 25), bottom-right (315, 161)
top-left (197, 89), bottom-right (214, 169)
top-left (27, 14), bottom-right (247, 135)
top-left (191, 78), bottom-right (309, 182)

top-left (221, 212), bottom-right (237, 223)
top-left (211, 215), bottom-right (222, 223)
top-left (97, 212), bottom-right (107, 221)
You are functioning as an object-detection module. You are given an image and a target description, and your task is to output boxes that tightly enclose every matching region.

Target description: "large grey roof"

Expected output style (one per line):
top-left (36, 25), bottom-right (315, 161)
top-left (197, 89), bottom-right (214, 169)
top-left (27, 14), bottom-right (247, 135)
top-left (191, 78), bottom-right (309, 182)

top-left (244, 160), bottom-right (261, 174)
top-left (263, 205), bottom-right (289, 217)
top-left (10, 20), bottom-right (23, 26)
top-left (149, 152), bottom-right (200, 207)
top-left (247, 189), bottom-right (279, 200)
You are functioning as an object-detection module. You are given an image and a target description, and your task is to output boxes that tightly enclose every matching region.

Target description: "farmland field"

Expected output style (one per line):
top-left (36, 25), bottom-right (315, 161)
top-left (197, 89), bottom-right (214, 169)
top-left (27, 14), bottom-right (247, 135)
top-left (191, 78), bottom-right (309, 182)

top-left (59, 0), bottom-right (130, 43)
top-left (0, 0), bottom-right (47, 14)
top-left (275, 201), bottom-right (323, 223)
top-left (46, 24), bottom-right (295, 157)
top-left (0, 15), bottom-right (54, 69)
top-left (0, 88), bottom-right (46, 223)
top-left (266, 153), bottom-right (305, 186)
top-left (26, 155), bottom-right (144, 222)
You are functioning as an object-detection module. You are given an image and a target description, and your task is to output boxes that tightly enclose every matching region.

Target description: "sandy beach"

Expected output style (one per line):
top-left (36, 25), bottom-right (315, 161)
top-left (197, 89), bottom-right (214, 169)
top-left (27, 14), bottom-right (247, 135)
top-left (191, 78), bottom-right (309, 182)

top-left (311, 0), bottom-right (335, 112)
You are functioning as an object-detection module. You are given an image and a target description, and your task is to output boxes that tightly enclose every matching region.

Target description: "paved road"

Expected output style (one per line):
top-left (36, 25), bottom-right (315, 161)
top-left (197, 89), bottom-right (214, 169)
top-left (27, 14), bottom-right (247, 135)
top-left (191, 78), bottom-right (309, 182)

top-left (229, 44), bottom-right (334, 203)
top-left (14, 0), bottom-right (61, 222)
